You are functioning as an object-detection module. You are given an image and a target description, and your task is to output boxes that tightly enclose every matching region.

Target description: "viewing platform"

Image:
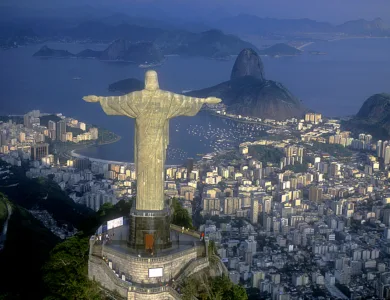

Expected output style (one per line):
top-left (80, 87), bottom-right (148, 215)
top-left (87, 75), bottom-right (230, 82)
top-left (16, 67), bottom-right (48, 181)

top-left (88, 224), bottom-right (209, 300)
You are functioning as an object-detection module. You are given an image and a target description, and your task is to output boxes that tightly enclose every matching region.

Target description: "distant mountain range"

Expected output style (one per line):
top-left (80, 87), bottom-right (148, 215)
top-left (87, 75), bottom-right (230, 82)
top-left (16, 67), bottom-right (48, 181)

top-left (108, 48), bottom-right (307, 120)
top-left (343, 93), bottom-right (390, 139)
top-left (33, 41), bottom-right (164, 64)
top-left (212, 14), bottom-right (390, 37)
top-left (31, 21), bottom-right (256, 59)
top-left (2, 11), bottom-right (389, 51)
top-left (336, 18), bottom-right (389, 36)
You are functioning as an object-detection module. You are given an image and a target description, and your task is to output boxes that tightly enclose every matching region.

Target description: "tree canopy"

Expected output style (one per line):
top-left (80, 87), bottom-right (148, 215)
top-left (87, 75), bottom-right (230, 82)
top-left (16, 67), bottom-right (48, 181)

top-left (248, 145), bottom-right (284, 164)
top-left (183, 274), bottom-right (247, 300)
top-left (43, 234), bottom-right (101, 300)
top-left (171, 198), bottom-right (193, 229)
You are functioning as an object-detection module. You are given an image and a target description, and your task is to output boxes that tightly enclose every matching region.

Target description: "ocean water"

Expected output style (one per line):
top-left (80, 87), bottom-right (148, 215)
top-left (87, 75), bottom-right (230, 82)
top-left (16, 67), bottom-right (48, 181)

top-left (0, 38), bottom-right (389, 163)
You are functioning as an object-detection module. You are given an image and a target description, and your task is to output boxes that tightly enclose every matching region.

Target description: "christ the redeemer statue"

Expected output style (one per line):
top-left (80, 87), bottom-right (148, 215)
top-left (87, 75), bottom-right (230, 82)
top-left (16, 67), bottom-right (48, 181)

top-left (83, 71), bottom-right (221, 212)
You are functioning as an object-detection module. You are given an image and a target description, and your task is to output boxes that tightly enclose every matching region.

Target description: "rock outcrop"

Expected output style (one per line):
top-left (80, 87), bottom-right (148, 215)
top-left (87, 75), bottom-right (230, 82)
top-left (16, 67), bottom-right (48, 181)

top-left (187, 48), bottom-right (307, 120)
top-left (343, 93), bottom-right (390, 139)
top-left (33, 45), bottom-right (75, 58)
top-left (356, 93), bottom-right (390, 120)
top-left (230, 48), bottom-right (265, 81)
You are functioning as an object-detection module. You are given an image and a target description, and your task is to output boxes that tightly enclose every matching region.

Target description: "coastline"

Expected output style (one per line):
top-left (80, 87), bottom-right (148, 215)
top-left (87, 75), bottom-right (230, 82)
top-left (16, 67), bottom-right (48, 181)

top-left (70, 149), bottom-right (181, 168)
top-left (208, 111), bottom-right (281, 128)
top-left (69, 134), bottom-right (122, 161)
top-left (297, 42), bottom-right (314, 50)
top-left (70, 136), bottom-right (180, 167)
top-left (70, 148), bottom-right (135, 166)
top-left (295, 36), bottom-right (389, 50)
top-left (328, 36), bottom-right (390, 42)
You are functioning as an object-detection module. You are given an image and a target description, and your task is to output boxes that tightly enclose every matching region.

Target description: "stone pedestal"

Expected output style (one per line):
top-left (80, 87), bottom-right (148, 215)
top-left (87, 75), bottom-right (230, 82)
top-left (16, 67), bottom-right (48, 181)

top-left (88, 229), bottom-right (208, 300)
top-left (128, 208), bottom-right (172, 250)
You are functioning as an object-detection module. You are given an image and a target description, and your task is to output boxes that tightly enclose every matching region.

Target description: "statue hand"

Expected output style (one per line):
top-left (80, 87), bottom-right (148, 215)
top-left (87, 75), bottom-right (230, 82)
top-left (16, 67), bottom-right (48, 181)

top-left (83, 95), bottom-right (100, 103)
top-left (204, 97), bottom-right (222, 104)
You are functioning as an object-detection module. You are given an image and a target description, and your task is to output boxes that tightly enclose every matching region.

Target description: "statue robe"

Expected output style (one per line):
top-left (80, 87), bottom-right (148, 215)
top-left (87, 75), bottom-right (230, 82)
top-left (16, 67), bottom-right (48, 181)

top-left (98, 90), bottom-right (204, 211)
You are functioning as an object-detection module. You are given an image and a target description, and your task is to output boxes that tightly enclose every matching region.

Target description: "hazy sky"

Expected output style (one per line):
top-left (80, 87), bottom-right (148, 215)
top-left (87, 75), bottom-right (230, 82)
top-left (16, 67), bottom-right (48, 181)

top-left (2, 0), bottom-right (390, 23)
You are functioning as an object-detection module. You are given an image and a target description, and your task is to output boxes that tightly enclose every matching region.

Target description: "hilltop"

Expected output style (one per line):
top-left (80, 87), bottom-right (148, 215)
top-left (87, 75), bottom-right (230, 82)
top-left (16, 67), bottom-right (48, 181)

top-left (187, 48), bottom-right (307, 120)
top-left (343, 93), bottom-right (390, 139)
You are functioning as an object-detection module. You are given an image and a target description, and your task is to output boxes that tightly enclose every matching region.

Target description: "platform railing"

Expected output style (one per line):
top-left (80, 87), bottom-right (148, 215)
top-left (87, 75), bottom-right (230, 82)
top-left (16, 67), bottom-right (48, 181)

top-left (170, 224), bottom-right (201, 239)
top-left (103, 243), bottom-right (204, 263)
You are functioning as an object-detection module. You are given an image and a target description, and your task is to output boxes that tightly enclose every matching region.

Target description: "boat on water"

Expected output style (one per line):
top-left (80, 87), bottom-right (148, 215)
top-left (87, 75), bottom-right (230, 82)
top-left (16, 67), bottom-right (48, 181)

top-left (73, 77), bottom-right (81, 80)
top-left (182, 90), bottom-right (192, 93)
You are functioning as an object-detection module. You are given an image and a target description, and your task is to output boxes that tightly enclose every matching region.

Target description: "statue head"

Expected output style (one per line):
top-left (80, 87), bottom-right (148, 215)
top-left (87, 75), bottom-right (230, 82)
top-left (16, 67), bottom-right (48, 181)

top-left (145, 70), bottom-right (159, 91)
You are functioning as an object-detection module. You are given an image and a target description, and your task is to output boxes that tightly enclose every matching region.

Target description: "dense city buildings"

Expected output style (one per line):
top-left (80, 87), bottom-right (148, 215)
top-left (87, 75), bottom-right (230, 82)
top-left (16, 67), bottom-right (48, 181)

top-left (2, 107), bottom-right (390, 299)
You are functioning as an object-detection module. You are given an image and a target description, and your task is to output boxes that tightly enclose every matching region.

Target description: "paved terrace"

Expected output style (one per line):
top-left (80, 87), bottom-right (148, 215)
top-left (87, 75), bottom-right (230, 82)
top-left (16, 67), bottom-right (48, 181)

top-left (98, 224), bottom-right (203, 258)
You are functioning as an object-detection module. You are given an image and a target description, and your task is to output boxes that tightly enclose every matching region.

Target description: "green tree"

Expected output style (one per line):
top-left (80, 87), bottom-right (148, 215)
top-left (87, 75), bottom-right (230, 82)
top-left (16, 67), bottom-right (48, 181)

top-left (230, 284), bottom-right (248, 300)
top-left (211, 276), bottom-right (247, 300)
top-left (182, 274), bottom-right (248, 300)
top-left (248, 145), bottom-right (284, 164)
top-left (182, 277), bottom-right (198, 300)
top-left (43, 234), bottom-right (101, 300)
top-left (171, 198), bottom-right (193, 229)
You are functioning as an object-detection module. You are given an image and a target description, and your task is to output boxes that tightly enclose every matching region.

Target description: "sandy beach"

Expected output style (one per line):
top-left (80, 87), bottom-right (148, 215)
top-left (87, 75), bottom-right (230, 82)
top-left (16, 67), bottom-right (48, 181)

top-left (297, 42), bottom-right (315, 50)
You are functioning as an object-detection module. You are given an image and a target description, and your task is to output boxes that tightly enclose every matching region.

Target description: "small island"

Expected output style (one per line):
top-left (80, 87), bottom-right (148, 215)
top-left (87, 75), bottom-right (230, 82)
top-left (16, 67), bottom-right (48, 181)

top-left (108, 78), bottom-right (144, 93)
top-left (33, 45), bottom-right (75, 58)
top-left (259, 43), bottom-right (302, 57)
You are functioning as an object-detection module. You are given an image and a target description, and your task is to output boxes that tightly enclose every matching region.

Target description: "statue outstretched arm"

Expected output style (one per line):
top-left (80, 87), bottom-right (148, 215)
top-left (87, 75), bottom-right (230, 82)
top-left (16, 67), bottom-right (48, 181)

top-left (168, 94), bottom-right (222, 118)
top-left (83, 93), bottom-right (140, 118)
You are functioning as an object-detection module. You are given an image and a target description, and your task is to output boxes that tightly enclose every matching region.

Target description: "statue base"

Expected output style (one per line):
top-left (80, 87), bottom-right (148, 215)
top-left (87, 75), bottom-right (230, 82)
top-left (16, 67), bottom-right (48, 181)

top-left (128, 208), bottom-right (172, 251)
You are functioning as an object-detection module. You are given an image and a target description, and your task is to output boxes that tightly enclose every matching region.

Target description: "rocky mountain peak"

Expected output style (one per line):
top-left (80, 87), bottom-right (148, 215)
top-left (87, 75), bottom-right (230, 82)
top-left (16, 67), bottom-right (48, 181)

top-left (357, 93), bottom-right (390, 119)
top-left (230, 48), bottom-right (265, 81)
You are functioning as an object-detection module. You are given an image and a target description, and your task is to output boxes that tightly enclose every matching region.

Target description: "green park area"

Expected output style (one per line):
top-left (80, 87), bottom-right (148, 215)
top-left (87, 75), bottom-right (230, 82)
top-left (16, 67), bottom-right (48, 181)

top-left (306, 141), bottom-right (353, 158)
top-left (248, 145), bottom-right (284, 164)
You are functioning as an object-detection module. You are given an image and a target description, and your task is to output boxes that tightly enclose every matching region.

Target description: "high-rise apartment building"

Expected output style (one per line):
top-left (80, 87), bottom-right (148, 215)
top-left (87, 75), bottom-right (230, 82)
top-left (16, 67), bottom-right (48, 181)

top-left (56, 120), bottom-right (67, 142)
top-left (305, 113), bottom-right (322, 124)
top-left (263, 197), bottom-right (272, 214)
top-left (224, 197), bottom-right (241, 215)
top-left (385, 146), bottom-right (390, 166)
top-left (377, 140), bottom-right (383, 157)
top-left (89, 128), bottom-right (99, 140)
top-left (187, 158), bottom-right (194, 180)
top-left (250, 198), bottom-right (259, 224)
top-left (19, 132), bottom-right (25, 143)
top-left (330, 162), bottom-right (340, 177)
top-left (309, 186), bottom-right (323, 202)
top-left (23, 114), bottom-right (31, 128)
top-left (383, 141), bottom-right (389, 158)
top-left (48, 120), bottom-right (56, 140)
top-left (31, 143), bottom-right (49, 161)
top-left (202, 198), bottom-right (221, 214)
